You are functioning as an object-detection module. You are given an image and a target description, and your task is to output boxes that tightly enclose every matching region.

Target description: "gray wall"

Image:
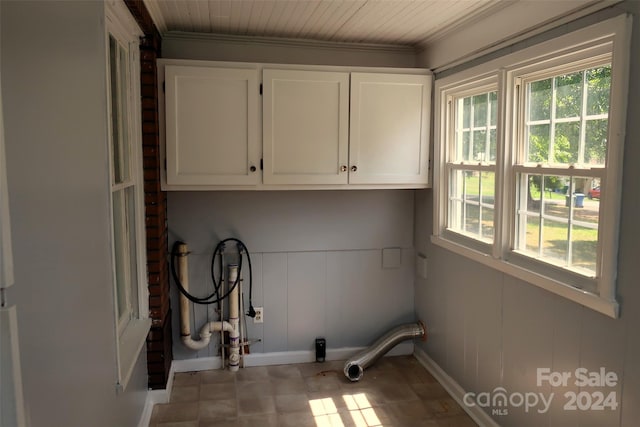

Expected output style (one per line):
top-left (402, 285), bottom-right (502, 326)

top-left (169, 190), bottom-right (416, 360)
top-left (164, 38), bottom-right (419, 361)
top-left (2, 2), bottom-right (147, 426)
top-left (414, 3), bottom-right (640, 426)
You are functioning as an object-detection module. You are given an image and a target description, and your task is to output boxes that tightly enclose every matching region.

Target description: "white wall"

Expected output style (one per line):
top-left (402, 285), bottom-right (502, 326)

top-left (162, 37), bottom-right (420, 360)
top-left (1, 2), bottom-right (147, 426)
top-left (414, 3), bottom-right (640, 426)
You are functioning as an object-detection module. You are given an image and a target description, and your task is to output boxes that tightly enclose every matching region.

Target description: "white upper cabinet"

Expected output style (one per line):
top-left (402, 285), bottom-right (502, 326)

top-left (160, 60), bottom-right (432, 189)
top-left (262, 69), bottom-right (350, 185)
top-left (164, 65), bottom-right (260, 186)
top-left (349, 73), bottom-right (431, 185)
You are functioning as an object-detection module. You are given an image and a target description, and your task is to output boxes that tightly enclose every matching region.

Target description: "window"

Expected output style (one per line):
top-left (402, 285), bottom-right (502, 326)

top-left (445, 83), bottom-right (498, 246)
top-left (106, 1), bottom-right (150, 390)
top-left (433, 15), bottom-right (631, 318)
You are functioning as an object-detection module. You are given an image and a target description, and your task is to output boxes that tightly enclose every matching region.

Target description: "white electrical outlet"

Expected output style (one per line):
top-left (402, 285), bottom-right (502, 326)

top-left (254, 307), bottom-right (264, 323)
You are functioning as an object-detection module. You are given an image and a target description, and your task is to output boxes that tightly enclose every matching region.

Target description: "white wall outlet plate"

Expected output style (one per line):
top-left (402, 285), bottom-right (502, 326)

top-left (254, 307), bottom-right (264, 323)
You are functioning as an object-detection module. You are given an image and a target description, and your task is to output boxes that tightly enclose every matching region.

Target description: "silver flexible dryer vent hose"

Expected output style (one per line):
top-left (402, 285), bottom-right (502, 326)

top-left (344, 321), bottom-right (426, 382)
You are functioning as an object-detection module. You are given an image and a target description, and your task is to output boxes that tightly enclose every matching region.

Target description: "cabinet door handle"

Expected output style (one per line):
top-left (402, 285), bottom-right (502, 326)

top-left (250, 165), bottom-right (257, 172)
top-left (340, 165), bottom-right (347, 172)
top-left (351, 165), bottom-right (358, 172)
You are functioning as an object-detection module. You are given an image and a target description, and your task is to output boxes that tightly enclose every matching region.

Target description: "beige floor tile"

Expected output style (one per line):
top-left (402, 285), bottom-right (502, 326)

top-left (237, 413), bottom-right (278, 427)
top-left (385, 400), bottom-right (434, 424)
top-left (307, 391), bottom-right (351, 410)
top-left (198, 418), bottom-right (238, 427)
top-left (173, 372), bottom-right (201, 387)
top-left (277, 411), bottom-right (318, 427)
top-left (200, 369), bottom-right (236, 384)
top-left (235, 366), bottom-right (269, 382)
top-left (270, 377), bottom-right (307, 395)
top-left (151, 402), bottom-right (199, 423)
top-left (297, 361), bottom-right (344, 377)
top-left (200, 382), bottom-right (236, 400)
top-left (237, 396), bottom-right (276, 416)
top-left (267, 364), bottom-right (303, 380)
top-left (152, 421), bottom-right (199, 427)
top-left (274, 393), bottom-right (313, 414)
top-left (305, 372), bottom-right (344, 392)
top-left (171, 385), bottom-right (200, 403)
top-left (435, 413), bottom-right (478, 427)
top-left (236, 380), bottom-right (273, 398)
top-left (410, 382), bottom-right (452, 400)
top-left (376, 383), bottom-right (420, 402)
top-left (198, 399), bottom-right (237, 420)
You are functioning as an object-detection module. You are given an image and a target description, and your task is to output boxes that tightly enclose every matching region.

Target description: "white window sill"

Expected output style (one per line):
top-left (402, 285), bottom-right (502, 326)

top-left (117, 318), bottom-right (151, 392)
top-left (430, 235), bottom-right (619, 318)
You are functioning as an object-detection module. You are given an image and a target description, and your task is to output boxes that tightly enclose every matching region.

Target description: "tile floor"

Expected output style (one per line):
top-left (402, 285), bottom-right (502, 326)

top-left (149, 355), bottom-right (478, 427)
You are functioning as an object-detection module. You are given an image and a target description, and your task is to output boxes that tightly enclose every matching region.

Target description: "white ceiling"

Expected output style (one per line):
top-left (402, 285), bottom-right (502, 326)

top-left (143, 0), bottom-right (615, 53)
top-left (141, 0), bottom-right (543, 47)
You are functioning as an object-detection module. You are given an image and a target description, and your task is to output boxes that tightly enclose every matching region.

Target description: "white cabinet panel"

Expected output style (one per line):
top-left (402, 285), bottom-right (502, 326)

top-left (349, 73), bottom-right (431, 185)
top-left (165, 65), bottom-right (260, 186)
top-left (263, 69), bottom-right (349, 185)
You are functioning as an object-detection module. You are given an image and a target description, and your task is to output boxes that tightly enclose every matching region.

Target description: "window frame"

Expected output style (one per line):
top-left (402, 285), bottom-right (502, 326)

top-left (440, 76), bottom-right (500, 254)
top-left (105, 0), bottom-right (151, 391)
top-left (433, 15), bottom-right (631, 318)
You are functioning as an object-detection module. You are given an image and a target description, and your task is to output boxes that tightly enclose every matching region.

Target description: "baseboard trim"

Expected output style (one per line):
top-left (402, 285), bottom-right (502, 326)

top-left (413, 347), bottom-right (501, 427)
top-left (137, 364), bottom-right (175, 427)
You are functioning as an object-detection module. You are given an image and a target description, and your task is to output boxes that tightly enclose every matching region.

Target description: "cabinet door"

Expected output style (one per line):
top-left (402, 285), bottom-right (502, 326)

top-left (165, 65), bottom-right (260, 186)
top-left (349, 73), bottom-right (431, 185)
top-left (263, 69), bottom-right (349, 185)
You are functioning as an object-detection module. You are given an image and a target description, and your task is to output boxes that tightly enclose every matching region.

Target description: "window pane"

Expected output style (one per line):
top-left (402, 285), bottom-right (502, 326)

top-left (529, 79), bottom-right (551, 121)
top-left (585, 119), bottom-right (608, 165)
top-left (455, 91), bottom-right (497, 163)
top-left (482, 207), bottom-right (494, 240)
top-left (448, 170), bottom-right (494, 243)
top-left (109, 38), bottom-right (130, 185)
top-left (112, 189), bottom-right (129, 321)
top-left (541, 219), bottom-right (569, 265)
top-left (118, 45), bottom-right (130, 182)
top-left (527, 124), bottom-right (550, 163)
top-left (472, 94), bottom-right (488, 128)
top-left (460, 131), bottom-right (470, 161)
top-left (554, 121), bottom-right (579, 164)
top-left (462, 97), bottom-right (471, 128)
top-left (571, 224), bottom-right (598, 275)
top-left (472, 130), bottom-right (486, 161)
top-left (555, 72), bottom-right (583, 119)
top-left (489, 129), bottom-right (497, 162)
top-left (109, 36), bottom-right (122, 184)
top-left (112, 186), bottom-right (138, 326)
top-left (586, 66), bottom-right (611, 115)
top-left (517, 173), bottom-right (600, 275)
top-left (489, 91), bottom-right (498, 126)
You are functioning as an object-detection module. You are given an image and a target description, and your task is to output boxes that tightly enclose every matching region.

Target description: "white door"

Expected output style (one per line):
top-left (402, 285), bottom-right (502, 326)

top-left (164, 65), bottom-right (260, 186)
top-left (349, 73), bottom-right (431, 185)
top-left (263, 69), bottom-right (349, 185)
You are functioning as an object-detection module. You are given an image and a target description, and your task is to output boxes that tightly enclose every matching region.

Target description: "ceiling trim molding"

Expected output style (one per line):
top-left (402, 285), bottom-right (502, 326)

top-left (417, 0), bottom-right (513, 47)
top-left (162, 31), bottom-right (417, 54)
top-left (420, 0), bottom-right (622, 73)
